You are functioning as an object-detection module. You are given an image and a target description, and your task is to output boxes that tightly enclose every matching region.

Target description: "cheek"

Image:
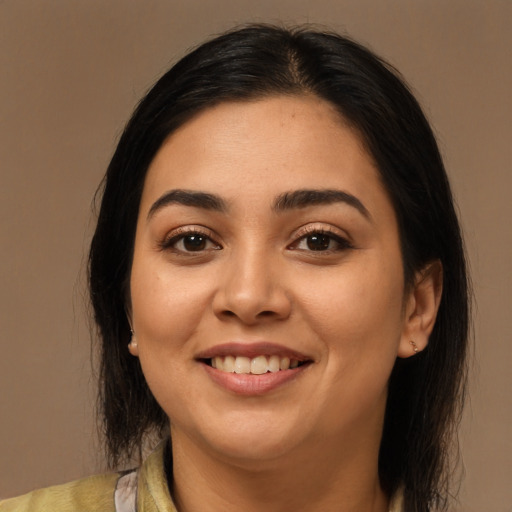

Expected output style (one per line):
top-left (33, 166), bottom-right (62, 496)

top-left (296, 262), bottom-right (405, 432)
top-left (296, 252), bottom-right (406, 401)
top-left (129, 261), bottom-right (212, 417)
top-left (130, 256), bottom-right (213, 351)
top-left (304, 265), bottom-right (404, 341)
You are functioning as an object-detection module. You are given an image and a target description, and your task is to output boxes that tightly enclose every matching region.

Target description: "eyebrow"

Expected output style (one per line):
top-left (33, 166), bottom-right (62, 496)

top-left (147, 188), bottom-right (370, 221)
top-left (273, 189), bottom-right (371, 219)
top-left (147, 189), bottom-right (228, 219)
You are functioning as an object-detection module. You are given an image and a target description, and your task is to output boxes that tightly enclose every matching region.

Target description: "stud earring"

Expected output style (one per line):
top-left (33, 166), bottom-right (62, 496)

top-left (409, 340), bottom-right (419, 353)
top-left (128, 329), bottom-right (137, 349)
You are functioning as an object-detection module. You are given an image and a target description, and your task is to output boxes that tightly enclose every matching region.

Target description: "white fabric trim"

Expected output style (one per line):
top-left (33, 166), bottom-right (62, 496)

top-left (114, 470), bottom-right (138, 512)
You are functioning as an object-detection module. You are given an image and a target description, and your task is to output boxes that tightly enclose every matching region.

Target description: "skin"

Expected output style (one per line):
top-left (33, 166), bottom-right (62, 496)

top-left (129, 95), bottom-right (442, 512)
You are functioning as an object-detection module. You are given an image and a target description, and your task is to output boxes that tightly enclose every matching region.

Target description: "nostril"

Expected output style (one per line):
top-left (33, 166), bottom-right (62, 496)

top-left (214, 285), bottom-right (292, 324)
top-left (221, 310), bottom-right (275, 318)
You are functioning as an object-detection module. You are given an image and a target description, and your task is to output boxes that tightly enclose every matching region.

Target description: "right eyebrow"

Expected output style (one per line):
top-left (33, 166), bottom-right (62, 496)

top-left (147, 189), bottom-right (228, 220)
top-left (273, 189), bottom-right (371, 220)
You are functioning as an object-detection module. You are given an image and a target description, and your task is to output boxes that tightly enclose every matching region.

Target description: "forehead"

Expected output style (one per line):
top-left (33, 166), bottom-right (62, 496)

top-left (140, 95), bottom-right (388, 215)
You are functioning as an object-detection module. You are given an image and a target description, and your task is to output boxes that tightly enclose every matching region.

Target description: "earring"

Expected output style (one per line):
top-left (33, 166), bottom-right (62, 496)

top-left (128, 329), bottom-right (137, 349)
top-left (409, 340), bottom-right (419, 353)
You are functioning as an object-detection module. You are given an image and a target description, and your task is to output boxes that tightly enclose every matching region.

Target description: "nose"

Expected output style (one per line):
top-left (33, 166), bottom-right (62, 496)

top-left (212, 248), bottom-right (292, 325)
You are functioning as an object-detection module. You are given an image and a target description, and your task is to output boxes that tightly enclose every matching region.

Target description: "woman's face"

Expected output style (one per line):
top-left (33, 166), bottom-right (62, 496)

top-left (130, 95), bottom-right (416, 465)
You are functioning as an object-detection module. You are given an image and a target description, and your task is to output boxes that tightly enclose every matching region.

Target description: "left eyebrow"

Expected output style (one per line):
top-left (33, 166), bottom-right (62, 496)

top-left (147, 189), bottom-right (228, 220)
top-left (273, 189), bottom-right (371, 220)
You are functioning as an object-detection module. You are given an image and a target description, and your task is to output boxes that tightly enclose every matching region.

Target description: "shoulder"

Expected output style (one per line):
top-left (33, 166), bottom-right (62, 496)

top-left (0, 472), bottom-right (119, 512)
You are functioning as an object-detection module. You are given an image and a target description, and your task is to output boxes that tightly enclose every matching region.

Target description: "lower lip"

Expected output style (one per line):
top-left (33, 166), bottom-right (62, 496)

top-left (202, 363), bottom-right (309, 395)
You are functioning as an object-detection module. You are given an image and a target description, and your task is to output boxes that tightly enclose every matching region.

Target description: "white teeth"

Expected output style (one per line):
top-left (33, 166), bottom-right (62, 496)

top-left (250, 355), bottom-right (268, 375)
top-left (223, 355), bottom-right (236, 373)
top-left (210, 355), bottom-right (302, 374)
top-left (234, 356), bottom-right (251, 374)
top-left (268, 355), bottom-right (280, 373)
top-left (280, 357), bottom-right (290, 370)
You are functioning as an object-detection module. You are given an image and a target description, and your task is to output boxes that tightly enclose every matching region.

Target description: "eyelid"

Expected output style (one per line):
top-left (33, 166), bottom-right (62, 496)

top-left (291, 223), bottom-right (351, 242)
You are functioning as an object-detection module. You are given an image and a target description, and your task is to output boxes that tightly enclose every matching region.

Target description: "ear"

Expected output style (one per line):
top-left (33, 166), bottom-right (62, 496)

top-left (398, 260), bottom-right (443, 358)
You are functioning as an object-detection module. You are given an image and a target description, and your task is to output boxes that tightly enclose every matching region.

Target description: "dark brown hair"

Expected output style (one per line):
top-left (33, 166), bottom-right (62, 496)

top-left (89, 24), bottom-right (469, 511)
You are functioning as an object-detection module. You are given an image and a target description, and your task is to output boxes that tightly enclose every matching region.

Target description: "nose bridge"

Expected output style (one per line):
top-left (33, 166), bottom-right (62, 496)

top-left (214, 241), bottom-right (290, 323)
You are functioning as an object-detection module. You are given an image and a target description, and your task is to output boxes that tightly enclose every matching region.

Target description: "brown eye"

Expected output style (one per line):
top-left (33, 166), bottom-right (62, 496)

top-left (161, 230), bottom-right (221, 253)
top-left (306, 233), bottom-right (332, 251)
top-left (290, 230), bottom-right (352, 253)
top-left (182, 234), bottom-right (207, 251)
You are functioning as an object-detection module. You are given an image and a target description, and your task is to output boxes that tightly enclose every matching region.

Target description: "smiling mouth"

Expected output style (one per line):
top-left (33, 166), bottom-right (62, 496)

top-left (203, 355), bottom-right (309, 374)
top-left (197, 344), bottom-right (313, 394)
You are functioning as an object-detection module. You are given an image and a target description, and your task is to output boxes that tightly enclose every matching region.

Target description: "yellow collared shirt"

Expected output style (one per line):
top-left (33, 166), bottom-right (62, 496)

top-left (1, 442), bottom-right (403, 511)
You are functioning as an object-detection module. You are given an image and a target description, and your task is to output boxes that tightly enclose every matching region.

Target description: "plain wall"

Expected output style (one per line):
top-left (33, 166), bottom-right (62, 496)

top-left (1, 1), bottom-right (510, 510)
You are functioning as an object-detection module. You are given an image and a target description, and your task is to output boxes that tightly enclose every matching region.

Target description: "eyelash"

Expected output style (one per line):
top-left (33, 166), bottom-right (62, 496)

top-left (158, 226), bottom-right (353, 255)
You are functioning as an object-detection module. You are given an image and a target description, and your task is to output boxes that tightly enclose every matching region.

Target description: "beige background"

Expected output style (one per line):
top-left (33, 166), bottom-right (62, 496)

top-left (1, 1), bottom-right (510, 510)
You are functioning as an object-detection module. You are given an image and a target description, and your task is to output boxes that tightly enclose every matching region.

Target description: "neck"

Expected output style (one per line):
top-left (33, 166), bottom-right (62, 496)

top-left (169, 427), bottom-right (389, 512)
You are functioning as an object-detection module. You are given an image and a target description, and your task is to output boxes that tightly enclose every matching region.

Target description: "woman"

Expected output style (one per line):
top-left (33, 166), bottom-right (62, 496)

top-left (1, 24), bottom-right (469, 512)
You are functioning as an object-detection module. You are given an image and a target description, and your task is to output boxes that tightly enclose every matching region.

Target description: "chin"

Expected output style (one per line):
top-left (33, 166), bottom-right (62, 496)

top-left (182, 413), bottom-right (308, 465)
top-left (210, 436), bottom-right (297, 467)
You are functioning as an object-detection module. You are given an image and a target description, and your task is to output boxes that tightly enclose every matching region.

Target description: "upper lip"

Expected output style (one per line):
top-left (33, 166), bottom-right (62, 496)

top-left (195, 342), bottom-right (312, 361)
